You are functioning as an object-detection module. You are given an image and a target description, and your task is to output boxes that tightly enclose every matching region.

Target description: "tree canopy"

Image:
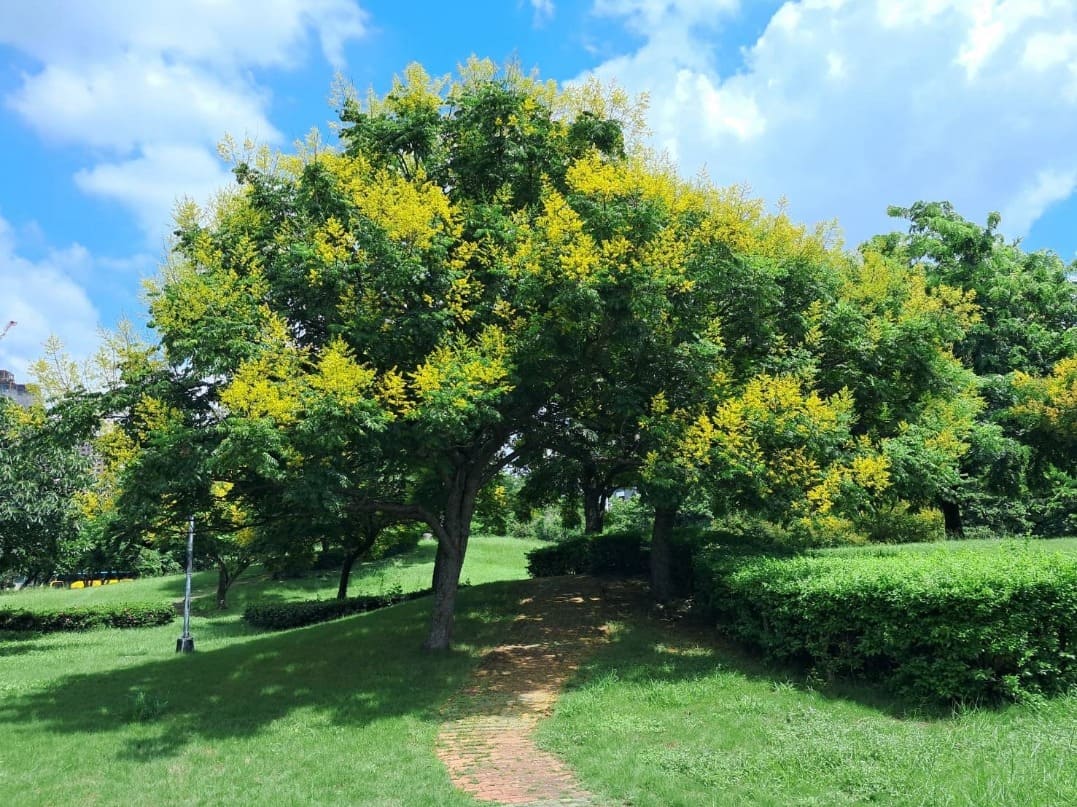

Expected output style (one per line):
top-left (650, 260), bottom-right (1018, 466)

top-left (21, 60), bottom-right (1073, 649)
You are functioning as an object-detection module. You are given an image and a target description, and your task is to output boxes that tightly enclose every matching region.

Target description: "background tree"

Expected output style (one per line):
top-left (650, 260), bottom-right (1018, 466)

top-left (871, 202), bottom-right (1077, 533)
top-left (0, 398), bottom-right (94, 585)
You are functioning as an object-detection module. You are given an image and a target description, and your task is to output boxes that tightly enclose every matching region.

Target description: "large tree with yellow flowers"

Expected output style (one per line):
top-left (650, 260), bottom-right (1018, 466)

top-left (149, 61), bottom-right (675, 649)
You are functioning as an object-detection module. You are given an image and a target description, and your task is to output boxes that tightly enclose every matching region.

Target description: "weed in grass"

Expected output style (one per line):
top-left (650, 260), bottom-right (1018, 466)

top-left (128, 689), bottom-right (169, 723)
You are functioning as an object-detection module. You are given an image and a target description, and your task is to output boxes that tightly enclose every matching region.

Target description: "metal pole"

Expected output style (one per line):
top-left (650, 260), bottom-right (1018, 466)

top-left (176, 515), bottom-right (195, 653)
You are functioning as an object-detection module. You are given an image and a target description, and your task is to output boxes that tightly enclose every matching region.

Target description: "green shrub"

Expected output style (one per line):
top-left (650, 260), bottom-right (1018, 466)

top-left (133, 546), bottom-right (183, 577)
top-left (243, 588), bottom-right (432, 631)
top-left (855, 506), bottom-right (945, 544)
top-left (0, 602), bottom-right (175, 633)
top-left (695, 542), bottom-right (1077, 704)
top-left (526, 531), bottom-right (649, 577)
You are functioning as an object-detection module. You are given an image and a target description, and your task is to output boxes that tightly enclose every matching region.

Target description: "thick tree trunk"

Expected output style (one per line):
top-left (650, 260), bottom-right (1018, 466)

top-left (583, 484), bottom-right (607, 534)
top-left (940, 498), bottom-right (964, 538)
top-left (337, 548), bottom-right (362, 600)
top-left (650, 506), bottom-right (677, 602)
top-left (423, 542), bottom-right (466, 651)
top-left (422, 467), bottom-right (480, 652)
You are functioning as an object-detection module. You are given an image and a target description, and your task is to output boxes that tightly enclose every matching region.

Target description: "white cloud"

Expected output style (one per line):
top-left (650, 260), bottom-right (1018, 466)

top-left (0, 0), bottom-right (367, 243)
top-left (75, 145), bottom-right (236, 246)
top-left (1002, 168), bottom-right (1077, 237)
top-left (585, 0), bottom-right (1077, 241)
top-left (8, 57), bottom-right (279, 153)
top-left (0, 216), bottom-right (103, 379)
top-left (531, 0), bottom-right (556, 25)
top-left (0, 1), bottom-right (365, 70)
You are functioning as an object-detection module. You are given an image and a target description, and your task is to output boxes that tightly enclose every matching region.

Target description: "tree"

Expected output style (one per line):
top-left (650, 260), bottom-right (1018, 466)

top-left (872, 202), bottom-right (1077, 533)
top-left (878, 202), bottom-right (1077, 376)
top-left (1007, 357), bottom-right (1077, 534)
top-left (0, 398), bottom-right (95, 584)
top-left (147, 62), bottom-right (656, 649)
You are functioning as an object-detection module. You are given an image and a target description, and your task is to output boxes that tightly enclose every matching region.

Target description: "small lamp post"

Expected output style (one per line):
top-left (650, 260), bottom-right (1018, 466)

top-left (176, 515), bottom-right (195, 653)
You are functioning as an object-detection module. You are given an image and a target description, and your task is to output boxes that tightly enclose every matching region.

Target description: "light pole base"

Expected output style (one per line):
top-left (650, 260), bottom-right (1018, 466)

top-left (176, 636), bottom-right (195, 653)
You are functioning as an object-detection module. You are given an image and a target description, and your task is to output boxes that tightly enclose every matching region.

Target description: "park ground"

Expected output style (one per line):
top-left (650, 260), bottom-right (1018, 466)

top-left (1, 535), bottom-right (1076, 806)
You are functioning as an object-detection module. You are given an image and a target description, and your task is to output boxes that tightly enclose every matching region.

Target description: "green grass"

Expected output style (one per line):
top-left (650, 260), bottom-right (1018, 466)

top-left (0, 535), bottom-right (540, 806)
top-left (0, 534), bottom-right (542, 616)
top-left (537, 616), bottom-right (1077, 807)
top-left (4, 533), bottom-right (1077, 805)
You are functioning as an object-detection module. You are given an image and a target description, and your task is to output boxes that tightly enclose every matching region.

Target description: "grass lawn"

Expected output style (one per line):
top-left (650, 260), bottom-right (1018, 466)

top-left (538, 615), bottom-right (1077, 807)
top-left (537, 536), bottom-right (1077, 807)
top-left (0, 534), bottom-right (541, 616)
top-left (4, 532), bottom-right (1076, 805)
top-left (0, 535), bottom-right (540, 806)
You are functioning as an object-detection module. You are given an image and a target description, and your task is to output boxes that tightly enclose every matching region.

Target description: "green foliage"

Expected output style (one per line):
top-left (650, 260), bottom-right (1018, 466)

top-left (526, 531), bottom-right (649, 577)
top-left (604, 496), bottom-right (651, 535)
top-left (243, 588), bottom-right (432, 630)
top-left (695, 542), bottom-right (1077, 703)
top-left (853, 505), bottom-right (945, 544)
top-left (131, 545), bottom-right (184, 578)
top-left (881, 202), bottom-right (1077, 376)
top-left (0, 399), bottom-right (96, 581)
top-left (0, 601), bottom-right (175, 633)
top-left (511, 505), bottom-right (578, 543)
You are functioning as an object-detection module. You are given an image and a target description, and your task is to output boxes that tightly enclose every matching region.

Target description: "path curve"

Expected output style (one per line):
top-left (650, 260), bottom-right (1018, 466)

top-left (436, 576), bottom-right (633, 806)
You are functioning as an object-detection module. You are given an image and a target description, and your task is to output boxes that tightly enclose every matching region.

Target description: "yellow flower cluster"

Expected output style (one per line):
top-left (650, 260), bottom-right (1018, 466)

top-left (310, 339), bottom-right (377, 409)
top-left (1012, 356), bottom-right (1077, 433)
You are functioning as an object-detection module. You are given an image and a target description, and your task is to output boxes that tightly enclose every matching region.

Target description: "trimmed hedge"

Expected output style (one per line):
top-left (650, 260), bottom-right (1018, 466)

top-left (243, 588), bottom-right (432, 631)
top-left (695, 542), bottom-right (1077, 704)
top-left (526, 531), bottom-right (649, 578)
top-left (0, 602), bottom-right (175, 633)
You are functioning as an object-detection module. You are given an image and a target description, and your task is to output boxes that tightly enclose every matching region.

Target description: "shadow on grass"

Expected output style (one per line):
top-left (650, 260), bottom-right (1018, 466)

top-left (0, 580), bottom-right (529, 762)
top-left (0, 633), bottom-right (68, 656)
top-left (566, 598), bottom-right (959, 722)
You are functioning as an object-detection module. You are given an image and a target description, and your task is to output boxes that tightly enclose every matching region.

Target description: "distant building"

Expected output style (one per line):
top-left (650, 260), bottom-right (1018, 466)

top-left (606, 487), bottom-right (637, 509)
top-left (0, 369), bottom-right (33, 407)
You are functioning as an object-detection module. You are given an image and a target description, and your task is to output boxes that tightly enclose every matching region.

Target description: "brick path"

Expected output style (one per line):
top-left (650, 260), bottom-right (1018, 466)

top-left (436, 576), bottom-right (634, 806)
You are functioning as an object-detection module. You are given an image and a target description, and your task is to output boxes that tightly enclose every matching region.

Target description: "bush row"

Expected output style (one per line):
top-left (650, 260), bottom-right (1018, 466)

top-left (526, 531), bottom-right (650, 577)
top-left (0, 602), bottom-right (176, 633)
top-left (695, 541), bottom-right (1077, 703)
top-left (243, 588), bottom-right (432, 631)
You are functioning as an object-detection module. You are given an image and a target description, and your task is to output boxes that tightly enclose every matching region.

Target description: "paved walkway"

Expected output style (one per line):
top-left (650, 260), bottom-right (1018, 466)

top-left (436, 576), bottom-right (634, 806)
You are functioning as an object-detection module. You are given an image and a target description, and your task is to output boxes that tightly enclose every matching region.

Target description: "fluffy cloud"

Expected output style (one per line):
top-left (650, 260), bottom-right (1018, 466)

top-left (0, 0), bottom-right (366, 243)
top-left (587, 0), bottom-right (1077, 242)
top-left (75, 145), bottom-right (236, 248)
top-left (9, 58), bottom-right (279, 153)
top-left (0, 0), bottom-right (365, 70)
top-left (0, 216), bottom-right (104, 379)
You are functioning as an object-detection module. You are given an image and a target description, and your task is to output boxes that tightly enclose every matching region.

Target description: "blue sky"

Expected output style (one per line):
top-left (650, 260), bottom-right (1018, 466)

top-left (2, 0), bottom-right (1076, 377)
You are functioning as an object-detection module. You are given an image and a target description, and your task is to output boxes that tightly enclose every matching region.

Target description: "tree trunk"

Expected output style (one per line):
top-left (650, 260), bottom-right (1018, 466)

top-left (423, 541), bottom-right (466, 651)
top-left (650, 506), bottom-right (677, 602)
top-left (216, 564), bottom-right (231, 610)
top-left (422, 467), bottom-right (480, 651)
top-left (940, 498), bottom-right (964, 538)
top-left (583, 484), bottom-right (607, 534)
top-left (337, 548), bottom-right (362, 600)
